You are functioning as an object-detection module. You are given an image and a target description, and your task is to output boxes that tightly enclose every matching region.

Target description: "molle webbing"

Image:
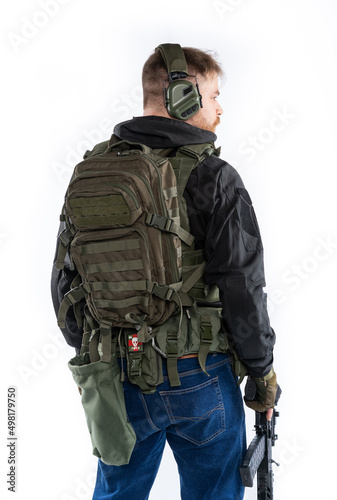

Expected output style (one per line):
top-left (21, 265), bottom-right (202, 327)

top-left (68, 194), bottom-right (132, 228)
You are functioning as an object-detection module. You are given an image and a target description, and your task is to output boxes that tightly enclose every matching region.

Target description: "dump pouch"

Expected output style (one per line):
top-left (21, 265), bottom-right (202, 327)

top-left (68, 352), bottom-right (136, 465)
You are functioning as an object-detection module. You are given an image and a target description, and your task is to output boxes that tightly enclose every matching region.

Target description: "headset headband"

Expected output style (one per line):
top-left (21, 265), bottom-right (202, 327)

top-left (156, 44), bottom-right (188, 80)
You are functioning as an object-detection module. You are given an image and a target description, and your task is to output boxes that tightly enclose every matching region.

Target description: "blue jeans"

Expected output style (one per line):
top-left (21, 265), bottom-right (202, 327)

top-left (93, 353), bottom-right (246, 500)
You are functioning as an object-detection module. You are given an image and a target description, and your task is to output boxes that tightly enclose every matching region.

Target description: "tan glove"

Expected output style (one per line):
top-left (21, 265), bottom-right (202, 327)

top-left (244, 367), bottom-right (281, 412)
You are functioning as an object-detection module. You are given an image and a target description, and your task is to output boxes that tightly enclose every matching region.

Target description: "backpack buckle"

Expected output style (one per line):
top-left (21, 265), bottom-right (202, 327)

top-left (200, 314), bottom-right (212, 345)
top-left (145, 213), bottom-right (173, 232)
top-left (150, 282), bottom-right (175, 301)
top-left (64, 282), bottom-right (91, 305)
top-left (58, 228), bottom-right (74, 247)
top-left (130, 355), bottom-right (142, 378)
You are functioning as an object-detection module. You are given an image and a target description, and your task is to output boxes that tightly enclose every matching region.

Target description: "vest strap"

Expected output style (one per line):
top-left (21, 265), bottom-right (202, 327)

top-left (181, 261), bottom-right (206, 294)
top-left (57, 282), bottom-right (91, 329)
top-left (198, 314), bottom-right (213, 376)
top-left (99, 318), bottom-right (113, 363)
top-left (55, 206), bottom-right (76, 270)
top-left (89, 329), bottom-right (100, 362)
top-left (80, 315), bottom-right (92, 355)
top-left (166, 330), bottom-right (181, 387)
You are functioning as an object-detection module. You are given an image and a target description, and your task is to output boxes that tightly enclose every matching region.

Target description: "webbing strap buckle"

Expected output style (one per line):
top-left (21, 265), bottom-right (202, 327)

top-left (146, 213), bottom-right (194, 246)
top-left (130, 355), bottom-right (142, 378)
top-left (146, 213), bottom-right (173, 232)
top-left (58, 229), bottom-right (71, 246)
top-left (150, 282), bottom-right (175, 301)
top-left (166, 332), bottom-right (178, 358)
top-left (64, 282), bottom-right (91, 305)
top-left (200, 314), bottom-right (212, 345)
top-left (58, 227), bottom-right (75, 247)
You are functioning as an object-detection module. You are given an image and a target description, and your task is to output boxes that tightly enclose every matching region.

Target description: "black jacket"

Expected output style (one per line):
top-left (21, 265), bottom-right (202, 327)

top-left (51, 116), bottom-right (275, 377)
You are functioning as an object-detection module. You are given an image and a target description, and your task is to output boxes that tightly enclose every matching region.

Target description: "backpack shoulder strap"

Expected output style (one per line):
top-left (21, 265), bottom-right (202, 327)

top-left (171, 142), bottom-right (216, 197)
top-left (83, 140), bottom-right (110, 160)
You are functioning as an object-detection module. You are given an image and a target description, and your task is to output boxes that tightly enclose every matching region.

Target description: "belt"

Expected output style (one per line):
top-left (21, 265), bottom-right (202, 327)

top-left (178, 353), bottom-right (198, 359)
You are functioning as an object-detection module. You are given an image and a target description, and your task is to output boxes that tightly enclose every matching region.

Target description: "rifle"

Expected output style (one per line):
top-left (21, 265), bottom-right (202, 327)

top-left (240, 379), bottom-right (281, 499)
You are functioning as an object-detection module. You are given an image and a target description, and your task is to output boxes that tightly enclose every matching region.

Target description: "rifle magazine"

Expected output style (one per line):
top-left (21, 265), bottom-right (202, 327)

top-left (239, 434), bottom-right (265, 487)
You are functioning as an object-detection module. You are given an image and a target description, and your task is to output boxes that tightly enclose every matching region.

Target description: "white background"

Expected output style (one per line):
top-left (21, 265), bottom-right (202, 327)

top-left (1, 0), bottom-right (336, 499)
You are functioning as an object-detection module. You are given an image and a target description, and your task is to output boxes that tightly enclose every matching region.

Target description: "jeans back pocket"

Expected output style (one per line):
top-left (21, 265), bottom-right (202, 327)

top-left (160, 376), bottom-right (225, 445)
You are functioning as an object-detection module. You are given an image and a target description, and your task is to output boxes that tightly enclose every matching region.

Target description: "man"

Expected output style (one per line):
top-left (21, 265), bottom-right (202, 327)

top-left (51, 44), bottom-right (279, 500)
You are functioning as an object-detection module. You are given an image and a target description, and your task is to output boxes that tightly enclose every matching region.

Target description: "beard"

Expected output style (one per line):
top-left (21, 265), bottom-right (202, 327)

top-left (189, 114), bottom-right (220, 133)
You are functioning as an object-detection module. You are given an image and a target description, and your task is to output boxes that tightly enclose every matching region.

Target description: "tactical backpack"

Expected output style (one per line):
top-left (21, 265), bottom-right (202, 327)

top-left (56, 135), bottom-right (230, 392)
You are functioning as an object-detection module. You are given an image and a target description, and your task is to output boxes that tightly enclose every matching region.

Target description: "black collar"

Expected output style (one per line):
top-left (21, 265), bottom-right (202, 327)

top-left (113, 115), bottom-right (217, 149)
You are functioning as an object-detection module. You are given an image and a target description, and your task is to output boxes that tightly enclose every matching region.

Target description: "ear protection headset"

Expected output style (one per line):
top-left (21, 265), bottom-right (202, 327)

top-left (155, 43), bottom-right (203, 121)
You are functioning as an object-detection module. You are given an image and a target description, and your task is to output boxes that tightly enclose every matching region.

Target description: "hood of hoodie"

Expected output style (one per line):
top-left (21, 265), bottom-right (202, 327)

top-left (113, 115), bottom-right (217, 149)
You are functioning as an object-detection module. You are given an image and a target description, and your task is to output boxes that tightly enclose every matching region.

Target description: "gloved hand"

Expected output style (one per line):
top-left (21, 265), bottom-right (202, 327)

top-left (244, 367), bottom-right (281, 412)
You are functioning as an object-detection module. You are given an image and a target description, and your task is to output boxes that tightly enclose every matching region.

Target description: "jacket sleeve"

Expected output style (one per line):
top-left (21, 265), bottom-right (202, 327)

top-left (185, 156), bottom-right (275, 378)
top-left (50, 221), bottom-right (84, 354)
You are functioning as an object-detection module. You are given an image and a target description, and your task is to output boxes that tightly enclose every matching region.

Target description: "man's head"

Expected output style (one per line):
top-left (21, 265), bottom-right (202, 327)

top-left (142, 45), bottom-right (224, 133)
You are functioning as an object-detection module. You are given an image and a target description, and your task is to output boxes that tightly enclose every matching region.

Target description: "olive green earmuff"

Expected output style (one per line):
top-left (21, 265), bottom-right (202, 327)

top-left (155, 43), bottom-right (203, 121)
